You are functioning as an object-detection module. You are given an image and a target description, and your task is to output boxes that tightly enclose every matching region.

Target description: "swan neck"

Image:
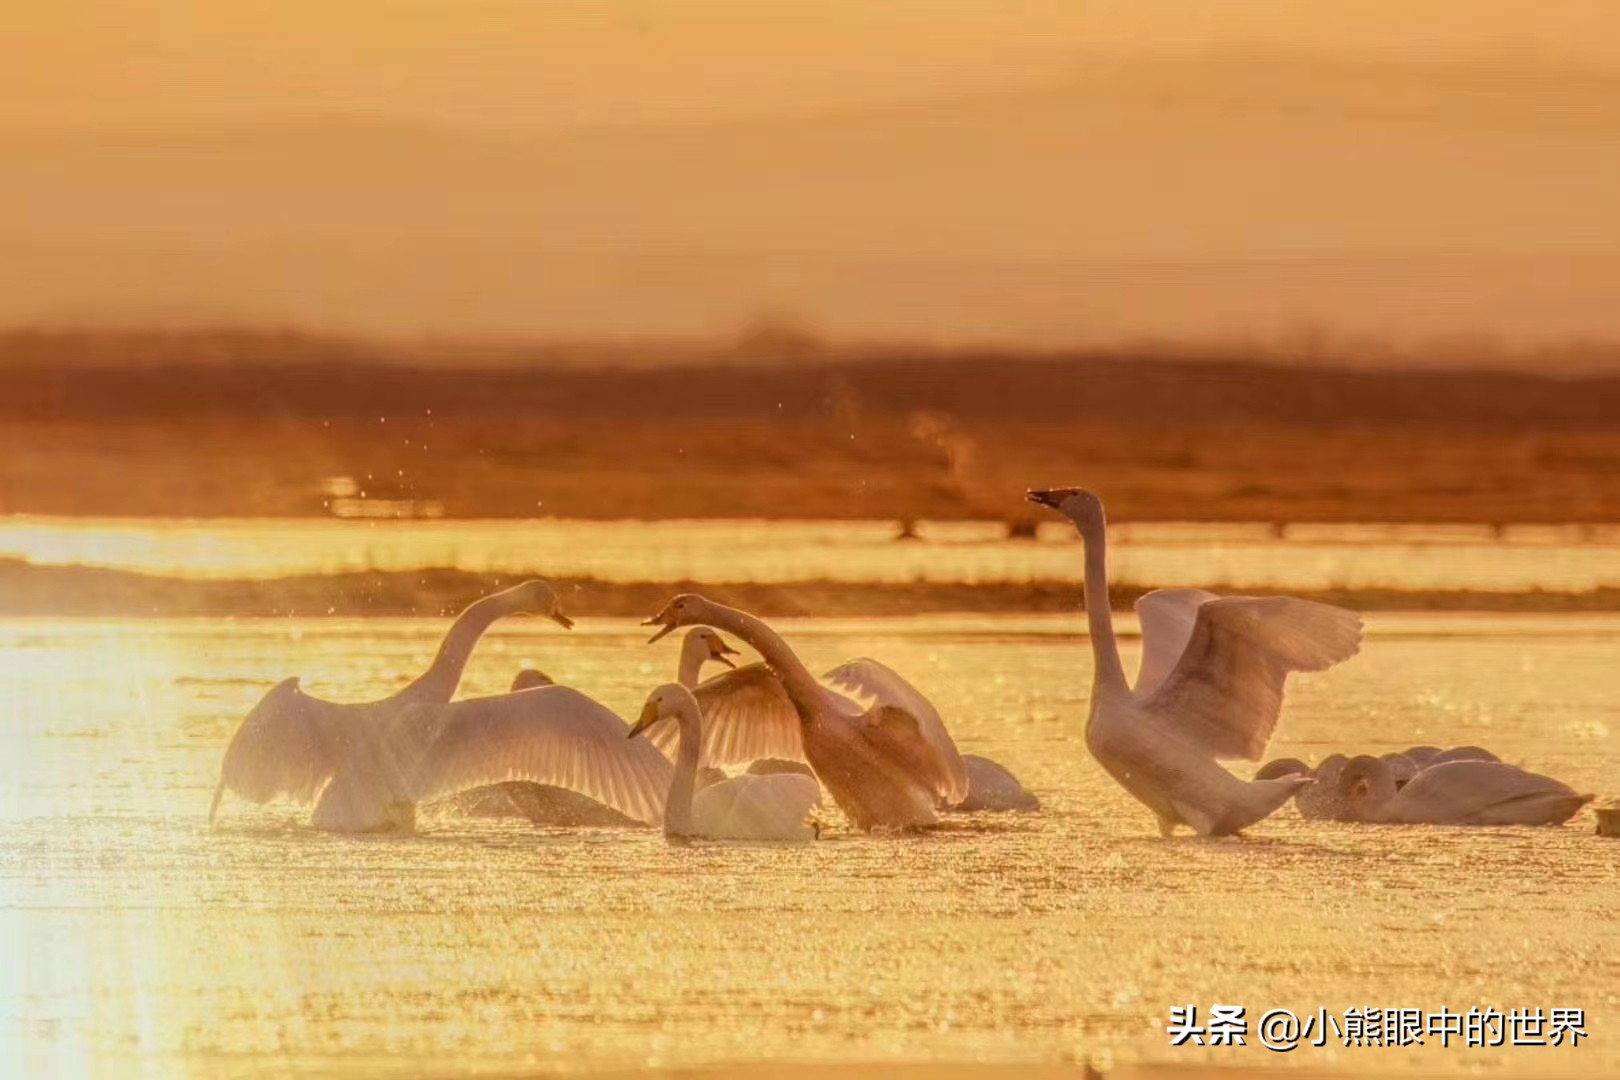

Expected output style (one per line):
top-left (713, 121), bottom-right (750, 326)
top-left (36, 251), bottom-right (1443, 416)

top-left (403, 588), bottom-right (520, 702)
top-left (676, 638), bottom-right (706, 688)
top-left (664, 707), bottom-right (701, 837)
top-left (699, 605), bottom-right (821, 712)
top-left (1079, 518), bottom-right (1128, 695)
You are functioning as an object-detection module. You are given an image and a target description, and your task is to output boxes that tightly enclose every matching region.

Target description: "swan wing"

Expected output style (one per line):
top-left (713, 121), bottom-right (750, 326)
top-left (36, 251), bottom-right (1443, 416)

top-left (1140, 596), bottom-right (1363, 760)
top-left (407, 686), bottom-right (671, 825)
top-left (851, 704), bottom-right (961, 804)
top-left (1132, 588), bottom-right (1221, 696)
top-left (217, 677), bottom-right (349, 805)
top-left (648, 663), bottom-right (808, 768)
top-left (691, 774), bottom-right (820, 840)
top-left (823, 658), bottom-right (968, 804)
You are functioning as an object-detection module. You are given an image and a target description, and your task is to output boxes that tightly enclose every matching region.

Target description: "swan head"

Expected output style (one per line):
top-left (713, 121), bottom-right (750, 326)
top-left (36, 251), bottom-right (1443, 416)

top-left (683, 627), bottom-right (739, 669)
top-left (641, 593), bottom-right (717, 643)
top-left (509, 668), bottom-right (554, 691)
top-left (1027, 486), bottom-right (1105, 527)
top-left (509, 579), bottom-right (574, 629)
top-left (1337, 754), bottom-right (1398, 821)
top-left (627, 682), bottom-right (700, 739)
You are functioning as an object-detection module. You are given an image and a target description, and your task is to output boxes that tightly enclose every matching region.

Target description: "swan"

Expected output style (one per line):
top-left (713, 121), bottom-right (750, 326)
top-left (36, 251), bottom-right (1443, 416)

top-left (210, 579), bottom-right (572, 823)
top-left (1337, 755), bottom-right (1593, 826)
top-left (648, 624), bottom-right (1041, 812)
top-left (628, 684), bottom-right (821, 841)
top-left (642, 594), bottom-right (960, 831)
top-left (1029, 487), bottom-right (1362, 836)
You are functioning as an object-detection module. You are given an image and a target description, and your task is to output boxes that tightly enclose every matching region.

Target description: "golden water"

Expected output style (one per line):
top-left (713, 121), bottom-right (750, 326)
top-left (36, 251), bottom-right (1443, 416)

top-left (2, 611), bottom-right (1615, 1076)
top-left (4, 516), bottom-right (1620, 591)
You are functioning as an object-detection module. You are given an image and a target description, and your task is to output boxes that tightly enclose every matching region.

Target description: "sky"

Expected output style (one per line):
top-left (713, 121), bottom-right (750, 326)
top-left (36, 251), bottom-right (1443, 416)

top-left (5, 2), bottom-right (1620, 356)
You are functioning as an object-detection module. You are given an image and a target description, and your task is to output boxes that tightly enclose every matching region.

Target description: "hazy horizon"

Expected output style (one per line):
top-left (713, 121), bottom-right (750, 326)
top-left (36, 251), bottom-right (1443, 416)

top-left (8, 3), bottom-right (1620, 360)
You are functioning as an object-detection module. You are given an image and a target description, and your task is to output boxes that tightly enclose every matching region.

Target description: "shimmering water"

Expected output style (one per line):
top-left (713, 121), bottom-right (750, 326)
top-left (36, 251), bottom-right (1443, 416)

top-left (5, 516), bottom-right (1620, 591)
top-left (2, 612), bottom-right (1615, 1077)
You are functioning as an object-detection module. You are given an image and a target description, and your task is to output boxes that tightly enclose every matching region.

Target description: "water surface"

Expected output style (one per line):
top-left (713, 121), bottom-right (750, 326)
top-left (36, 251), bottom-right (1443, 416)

top-left (1, 612), bottom-right (1615, 1076)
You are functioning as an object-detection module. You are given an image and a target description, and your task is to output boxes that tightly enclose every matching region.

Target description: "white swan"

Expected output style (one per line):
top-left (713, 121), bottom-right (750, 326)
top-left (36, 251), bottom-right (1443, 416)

top-left (210, 579), bottom-right (572, 823)
top-left (628, 684), bottom-right (820, 841)
top-left (643, 594), bottom-right (960, 831)
top-left (1029, 487), bottom-right (1362, 836)
top-left (1337, 755), bottom-right (1593, 826)
top-left (649, 625), bottom-right (1043, 811)
top-left (306, 683), bottom-right (673, 832)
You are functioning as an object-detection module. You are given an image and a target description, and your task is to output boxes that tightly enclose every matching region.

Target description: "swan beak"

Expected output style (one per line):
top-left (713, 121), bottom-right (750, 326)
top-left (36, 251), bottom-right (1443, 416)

top-left (642, 614), bottom-right (677, 644)
top-left (1026, 489), bottom-right (1060, 509)
top-left (550, 611), bottom-right (575, 630)
top-left (710, 642), bottom-right (738, 668)
top-left (626, 699), bottom-right (660, 739)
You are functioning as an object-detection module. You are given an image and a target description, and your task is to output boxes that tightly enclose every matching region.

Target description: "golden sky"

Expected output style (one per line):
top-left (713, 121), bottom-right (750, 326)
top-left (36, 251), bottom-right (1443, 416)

top-left (9, 0), bottom-right (1619, 130)
top-left (5, 1), bottom-right (1620, 351)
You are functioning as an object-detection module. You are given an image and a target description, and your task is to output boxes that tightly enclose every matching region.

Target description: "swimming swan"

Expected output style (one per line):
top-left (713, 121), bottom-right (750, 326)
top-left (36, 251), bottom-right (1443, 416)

top-left (628, 683), bottom-right (820, 841)
top-left (1029, 487), bottom-right (1362, 836)
top-left (210, 579), bottom-right (572, 824)
top-left (642, 594), bottom-right (960, 831)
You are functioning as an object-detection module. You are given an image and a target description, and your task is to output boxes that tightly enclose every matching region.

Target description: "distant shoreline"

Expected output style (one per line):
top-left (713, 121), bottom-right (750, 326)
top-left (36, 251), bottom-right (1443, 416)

top-left (2, 561), bottom-right (1616, 618)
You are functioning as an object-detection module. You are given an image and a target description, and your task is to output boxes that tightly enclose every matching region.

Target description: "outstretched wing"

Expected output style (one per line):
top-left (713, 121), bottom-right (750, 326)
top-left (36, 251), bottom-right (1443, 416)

top-left (1132, 588), bottom-right (1221, 696)
top-left (851, 704), bottom-right (961, 805)
top-left (217, 677), bottom-right (348, 806)
top-left (1141, 596), bottom-right (1363, 760)
top-left (824, 658), bottom-right (968, 805)
top-left (408, 686), bottom-right (671, 825)
top-left (648, 663), bottom-right (808, 768)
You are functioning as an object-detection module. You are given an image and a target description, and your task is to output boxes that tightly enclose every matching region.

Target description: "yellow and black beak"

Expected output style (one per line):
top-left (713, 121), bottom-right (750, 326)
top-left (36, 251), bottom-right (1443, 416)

top-left (710, 640), bottom-right (739, 668)
top-left (550, 610), bottom-right (575, 630)
top-left (641, 611), bottom-right (677, 644)
top-left (1026, 489), bottom-right (1062, 509)
top-left (626, 698), bottom-right (661, 740)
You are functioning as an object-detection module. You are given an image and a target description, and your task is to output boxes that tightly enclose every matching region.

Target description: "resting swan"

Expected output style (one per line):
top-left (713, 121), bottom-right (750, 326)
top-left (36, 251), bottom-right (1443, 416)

top-left (1338, 755), bottom-right (1593, 826)
top-left (628, 684), bottom-right (820, 841)
top-left (210, 579), bottom-right (572, 824)
top-left (643, 595), bottom-right (960, 831)
top-left (1029, 487), bottom-right (1362, 836)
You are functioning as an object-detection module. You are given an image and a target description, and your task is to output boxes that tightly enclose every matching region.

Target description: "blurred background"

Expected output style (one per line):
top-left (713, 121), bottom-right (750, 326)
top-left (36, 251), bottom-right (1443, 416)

top-left (3, 0), bottom-right (1620, 607)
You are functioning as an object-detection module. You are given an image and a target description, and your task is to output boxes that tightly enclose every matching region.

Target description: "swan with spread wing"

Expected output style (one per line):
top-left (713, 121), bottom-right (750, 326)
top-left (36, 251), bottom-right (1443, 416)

top-left (209, 579), bottom-right (573, 825)
top-left (642, 594), bottom-right (962, 831)
top-left (645, 625), bottom-right (1038, 812)
top-left (1029, 487), bottom-right (1363, 836)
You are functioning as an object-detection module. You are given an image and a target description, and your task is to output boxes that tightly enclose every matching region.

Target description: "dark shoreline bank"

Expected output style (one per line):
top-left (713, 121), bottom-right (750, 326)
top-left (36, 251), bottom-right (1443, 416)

top-left (2, 560), bottom-right (1616, 618)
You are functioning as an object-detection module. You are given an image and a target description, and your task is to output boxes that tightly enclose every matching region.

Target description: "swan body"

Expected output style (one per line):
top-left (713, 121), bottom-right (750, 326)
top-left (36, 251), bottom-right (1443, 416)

top-left (1338, 755), bottom-right (1593, 826)
top-left (211, 580), bottom-right (572, 823)
top-left (629, 684), bottom-right (820, 841)
top-left (1030, 487), bottom-right (1361, 836)
top-left (643, 595), bottom-right (958, 831)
